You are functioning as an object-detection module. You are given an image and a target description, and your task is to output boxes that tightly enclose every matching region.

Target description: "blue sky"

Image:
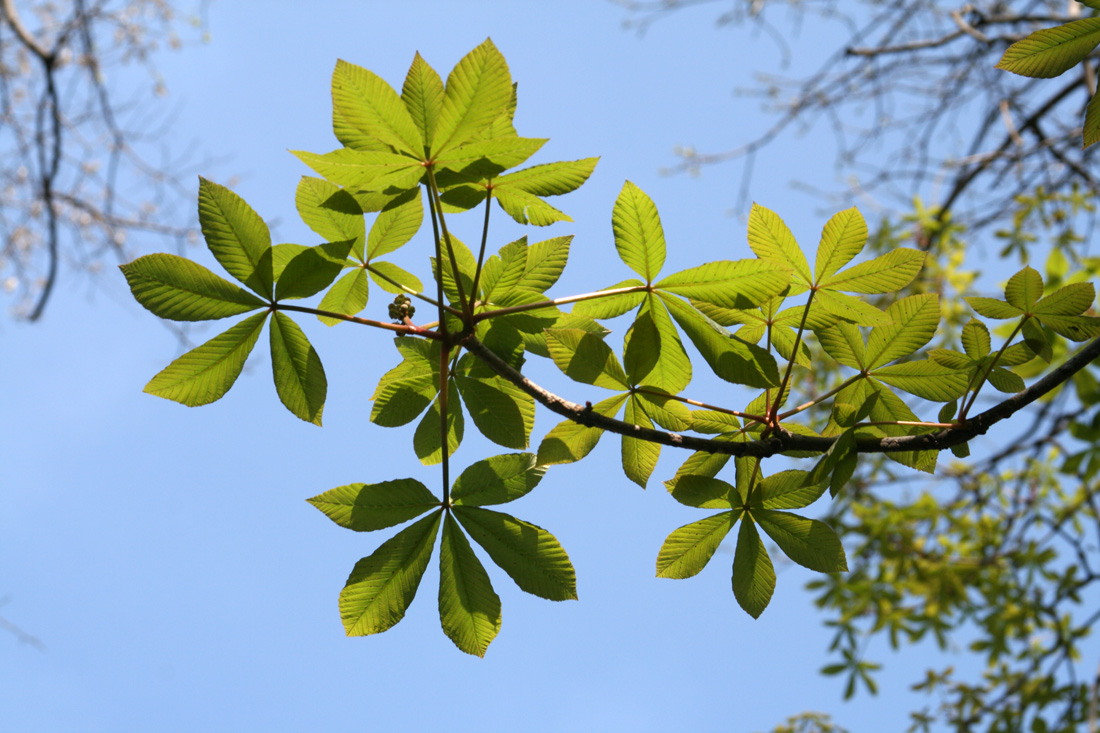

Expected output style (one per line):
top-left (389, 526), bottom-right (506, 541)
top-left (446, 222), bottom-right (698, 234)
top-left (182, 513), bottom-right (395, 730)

top-left (3, 2), bottom-right (1014, 730)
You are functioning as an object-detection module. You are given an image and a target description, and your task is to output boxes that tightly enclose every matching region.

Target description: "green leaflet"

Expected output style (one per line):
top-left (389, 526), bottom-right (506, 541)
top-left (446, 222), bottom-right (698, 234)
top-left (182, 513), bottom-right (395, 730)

top-left (367, 189), bottom-right (423, 260)
top-left (633, 389), bottom-right (692, 431)
top-left (317, 269), bottom-right (370, 325)
top-left (453, 506), bottom-right (577, 601)
top-left (275, 240), bottom-right (355, 301)
top-left (544, 328), bottom-right (630, 390)
top-left (873, 360), bottom-right (968, 402)
top-left (612, 181), bottom-right (666, 282)
top-left (451, 453), bottom-right (546, 506)
top-left (307, 478), bottom-right (440, 531)
top-left (996, 17), bottom-right (1100, 79)
top-left (454, 361), bottom-right (534, 450)
top-left (625, 295), bottom-right (692, 393)
top-left (1087, 85), bottom-right (1100, 148)
top-left (815, 289), bottom-right (892, 326)
top-left (966, 296), bottom-right (1023, 320)
top-left (962, 318), bottom-right (991, 358)
top-left (494, 187), bottom-right (573, 226)
top-left (270, 312), bottom-right (327, 425)
top-left (747, 203), bottom-right (812, 289)
top-left (1005, 266), bottom-right (1044, 312)
top-left (494, 158), bottom-right (599, 197)
top-left (414, 381), bottom-right (464, 465)
top-left (659, 292), bottom-right (779, 388)
top-left (433, 39), bottom-right (514, 157)
top-left (434, 136), bottom-right (546, 180)
top-left (536, 393), bottom-right (629, 465)
top-left (479, 237), bottom-right (529, 302)
top-left (656, 260), bottom-right (791, 309)
top-left (814, 207), bottom-right (867, 283)
top-left (655, 511), bottom-right (738, 579)
top-left (622, 395), bottom-right (660, 488)
top-left (520, 236), bottom-right (571, 293)
top-left (291, 148), bottom-right (423, 193)
top-left (865, 293), bottom-right (940, 368)
top-left (756, 470), bottom-right (828, 510)
top-left (144, 312), bottom-right (267, 406)
top-left (731, 519), bottom-right (775, 619)
top-left (120, 254), bottom-right (265, 322)
top-left (401, 51), bottom-right (444, 152)
top-left (294, 177), bottom-right (366, 260)
top-left (331, 59), bottom-right (423, 156)
top-left (817, 321), bottom-right (866, 370)
top-left (431, 234), bottom-right (477, 306)
top-left (198, 177), bottom-right (273, 298)
top-left (754, 509), bottom-right (847, 573)
top-left (665, 475), bottom-right (739, 509)
top-left (371, 375), bottom-right (435, 427)
top-left (368, 261), bottom-right (423, 295)
top-left (271, 244), bottom-right (309, 282)
top-left (1034, 282), bottom-right (1095, 317)
top-left (820, 248), bottom-right (925, 294)
top-left (439, 514), bottom-right (501, 657)
top-left (570, 279), bottom-right (647, 320)
top-left (339, 512), bottom-right (441, 637)
top-left (687, 410), bottom-right (741, 434)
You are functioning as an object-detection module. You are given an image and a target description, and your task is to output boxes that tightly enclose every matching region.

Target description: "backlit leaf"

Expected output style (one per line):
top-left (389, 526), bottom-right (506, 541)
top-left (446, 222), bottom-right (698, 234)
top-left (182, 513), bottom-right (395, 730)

top-left (656, 260), bottom-right (791, 309)
top-left (307, 478), bottom-right (440, 531)
top-left (367, 190), bottom-right (424, 260)
top-left (294, 177), bottom-right (366, 260)
top-left (755, 510), bottom-right (847, 573)
top-left (995, 17), bottom-right (1100, 78)
top-left (434, 39), bottom-right (514, 156)
top-left (454, 506), bottom-right (577, 601)
top-left (622, 396), bottom-right (660, 488)
top-left (1005, 266), bottom-right (1044, 312)
top-left (612, 181), bottom-right (666, 282)
top-left (198, 177), bottom-right (273, 298)
top-left (536, 393), bottom-right (628, 465)
top-left (731, 519), bottom-right (775, 618)
top-left (747, 203), bottom-right (812, 287)
top-left (814, 207), bottom-right (867, 282)
top-left (339, 512), bottom-right (441, 636)
top-left (438, 514), bottom-right (500, 657)
top-left (401, 51), bottom-right (445, 151)
top-left (317, 269), bottom-right (370, 325)
top-left (865, 294), bottom-right (940, 368)
top-left (821, 249), bottom-right (925, 294)
top-left (121, 254), bottom-right (265, 322)
top-left (144, 312), bottom-right (267, 406)
top-left (451, 453), bottom-right (545, 507)
top-left (275, 239), bottom-right (355, 301)
top-left (655, 511), bottom-right (738, 579)
top-left (270, 312), bottom-right (327, 425)
top-left (545, 328), bottom-right (630, 390)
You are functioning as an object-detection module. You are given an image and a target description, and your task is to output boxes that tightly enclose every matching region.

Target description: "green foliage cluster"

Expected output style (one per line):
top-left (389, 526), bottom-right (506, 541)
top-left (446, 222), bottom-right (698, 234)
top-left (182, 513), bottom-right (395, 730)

top-left (121, 37), bottom-right (1100, 675)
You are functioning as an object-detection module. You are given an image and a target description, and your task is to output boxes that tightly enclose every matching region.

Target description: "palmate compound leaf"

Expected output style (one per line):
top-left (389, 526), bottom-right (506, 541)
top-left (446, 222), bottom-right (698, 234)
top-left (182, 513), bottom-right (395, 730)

top-left (753, 510), bottom-right (847, 573)
top-left (307, 478), bottom-right (440, 531)
top-left (120, 254), bottom-right (266, 322)
top-left (996, 17), bottom-right (1100, 79)
top-left (453, 506), bottom-right (577, 601)
top-left (731, 519), bottom-right (776, 619)
top-left (439, 514), bottom-right (501, 657)
top-left (490, 159), bottom-right (600, 226)
top-left (655, 511), bottom-right (739, 579)
top-left (450, 453), bottom-right (546, 507)
top-left (269, 312), bottom-right (327, 425)
top-left (144, 312), bottom-right (267, 406)
top-left (339, 512), bottom-right (441, 637)
top-left (198, 177), bottom-right (273, 299)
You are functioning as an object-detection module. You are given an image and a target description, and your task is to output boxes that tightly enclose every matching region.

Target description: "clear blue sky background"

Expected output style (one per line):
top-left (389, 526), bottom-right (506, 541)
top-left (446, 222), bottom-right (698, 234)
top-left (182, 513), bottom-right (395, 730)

top-left (3, 2), bottom-right (1018, 730)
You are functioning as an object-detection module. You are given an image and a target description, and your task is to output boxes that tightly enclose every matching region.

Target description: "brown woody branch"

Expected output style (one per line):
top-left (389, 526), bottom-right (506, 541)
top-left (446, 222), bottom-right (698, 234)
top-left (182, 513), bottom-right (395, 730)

top-left (461, 332), bottom-right (1100, 459)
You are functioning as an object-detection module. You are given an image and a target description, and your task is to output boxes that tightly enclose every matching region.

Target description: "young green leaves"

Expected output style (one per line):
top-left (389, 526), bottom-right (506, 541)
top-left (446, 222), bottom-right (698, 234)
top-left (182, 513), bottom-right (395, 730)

top-left (996, 14), bottom-right (1100, 147)
top-left (307, 453), bottom-right (574, 657)
top-left (659, 457), bottom-right (845, 618)
top-left (123, 178), bottom-right (330, 425)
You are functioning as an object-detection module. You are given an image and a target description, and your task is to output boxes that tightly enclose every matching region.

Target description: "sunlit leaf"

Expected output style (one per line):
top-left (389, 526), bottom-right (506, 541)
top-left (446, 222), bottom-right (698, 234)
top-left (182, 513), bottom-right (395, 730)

top-left (270, 312), bottom-right (327, 425)
top-left (439, 514), bottom-right (501, 657)
top-left (731, 519), bottom-right (775, 618)
top-left (655, 511), bottom-right (738, 579)
top-left (339, 512), bottom-right (441, 636)
top-left (307, 478), bottom-right (440, 531)
top-left (996, 17), bottom-right (1100, 78)
top-left (612, 181), bottom-right (666, 282)
top-left (198, 177), bottom-right (273, 298)
top-left (451, 453), bottom-right (545, 507)
top-left (754, 510), bottom-right (847, 573)
top-left (144, 312), bottom-right (267, 406)
top-left (454, 506), bottom-right (577, 601)
top-left (121, 254), bottom-right (265, 322)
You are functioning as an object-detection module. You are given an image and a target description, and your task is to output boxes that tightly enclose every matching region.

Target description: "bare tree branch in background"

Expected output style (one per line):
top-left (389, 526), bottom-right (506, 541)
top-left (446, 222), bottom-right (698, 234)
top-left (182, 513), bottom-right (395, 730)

top-left (613, 0), bottom-right (1098, 253)
top-left (0, 0), bottom-right (210, 320)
